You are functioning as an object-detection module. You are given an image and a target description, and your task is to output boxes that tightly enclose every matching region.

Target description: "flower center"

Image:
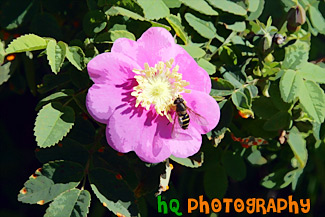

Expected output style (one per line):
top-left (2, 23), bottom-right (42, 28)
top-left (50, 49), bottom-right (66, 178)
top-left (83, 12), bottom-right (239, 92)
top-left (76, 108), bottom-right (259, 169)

top-left (131, 59), bottom-right (190, 122)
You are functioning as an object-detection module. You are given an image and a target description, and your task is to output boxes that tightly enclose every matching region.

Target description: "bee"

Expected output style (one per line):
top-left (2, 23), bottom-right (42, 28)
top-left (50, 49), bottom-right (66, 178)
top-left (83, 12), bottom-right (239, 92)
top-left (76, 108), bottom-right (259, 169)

top-left (171, 96), bottom-right (208, 139)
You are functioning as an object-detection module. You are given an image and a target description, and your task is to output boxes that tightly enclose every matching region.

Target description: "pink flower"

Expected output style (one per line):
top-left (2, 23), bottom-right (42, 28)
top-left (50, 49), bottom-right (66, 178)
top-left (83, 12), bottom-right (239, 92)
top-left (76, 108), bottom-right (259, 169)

top-left (86, 27), bottom-right (220, 163)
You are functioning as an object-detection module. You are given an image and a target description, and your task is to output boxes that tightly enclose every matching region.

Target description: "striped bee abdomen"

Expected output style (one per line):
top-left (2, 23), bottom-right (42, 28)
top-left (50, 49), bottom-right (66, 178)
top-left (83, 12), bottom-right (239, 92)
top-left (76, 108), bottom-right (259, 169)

top-left (178, 112), bottom-right (190, 129)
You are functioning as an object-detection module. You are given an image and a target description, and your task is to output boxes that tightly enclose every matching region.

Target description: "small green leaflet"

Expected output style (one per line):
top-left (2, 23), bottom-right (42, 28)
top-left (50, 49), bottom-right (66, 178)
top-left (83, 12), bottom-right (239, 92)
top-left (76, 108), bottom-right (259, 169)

top-left (180, 0), bottom-right (218, 16)
top-left (65, 45), bottom-right (86, 71)
top-left (34, 102), bottom-right (75, 148)
top-left (170, 152), bottom-right (204, 168)
top-left (221, 151), bottom-right (246, 181)
top-left (299, 62), bottom-right (325, 84)
top-left (18, 161), bottom-right (83, 204)
top-left (166, 14), bottom-right (188, 44)
top-left (110, 30), bottom-right (136, 41)
top-left (248, 149), bottom-right (267, 165)
top-left (6, 34), bottom-right (47, 54)
top-left (288, 127), bottom-right (308, 168)
top-left (0, 62), bottom-right (11, 86)
top-left (180, 45), bottom-right (205, 58)
top-left (309, 2), bottom-right (325, 34)
top-left (163, 0), bottom-right (181, 8)
top-left (279, 69), bottom-right (302, 103)
top-left (247, 0), bottom-right (265, 20)
top-left (44, 189), bottom-right (91, 217)
top-left (207, 0), bottom-right (246, 16)
top-left (46, 40), bottom-right (66, 74)
top-left (105, 6), bottom-right (145, 21)
top-left (184, 13), bottom-right (217, 39)
top-left (198, 59), bottom-right (216, 75)
top-left (137, 0), bottom-right (170, 20)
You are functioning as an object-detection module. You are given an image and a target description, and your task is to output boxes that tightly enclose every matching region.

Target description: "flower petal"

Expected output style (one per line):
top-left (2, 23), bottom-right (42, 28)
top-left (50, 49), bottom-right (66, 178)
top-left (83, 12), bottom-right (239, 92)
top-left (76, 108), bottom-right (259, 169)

top-left (86, 83), bottom-right (127, 124)
top-left (182, 90), bottom-right (220, 134)
top-left (87, 52), bottom-right (140, 84)
top-left (174, 46), bottom-right (211, 94)
top-left (112, 27), bottom-right (178, 67)
top-left (106, 108), bottom-right (171, 163)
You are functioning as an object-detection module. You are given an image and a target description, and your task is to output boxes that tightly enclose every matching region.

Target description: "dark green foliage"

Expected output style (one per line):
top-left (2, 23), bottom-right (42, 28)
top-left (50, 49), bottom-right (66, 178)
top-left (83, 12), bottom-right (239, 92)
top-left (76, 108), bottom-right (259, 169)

top-left (1, 0), bottom-right (325, 216)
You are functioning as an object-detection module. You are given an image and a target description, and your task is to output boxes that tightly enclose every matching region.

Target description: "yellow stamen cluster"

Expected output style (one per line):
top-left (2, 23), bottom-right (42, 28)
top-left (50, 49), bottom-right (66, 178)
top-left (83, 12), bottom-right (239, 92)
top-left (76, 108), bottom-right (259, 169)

top-left (131, 58), bottom-right (190, 122)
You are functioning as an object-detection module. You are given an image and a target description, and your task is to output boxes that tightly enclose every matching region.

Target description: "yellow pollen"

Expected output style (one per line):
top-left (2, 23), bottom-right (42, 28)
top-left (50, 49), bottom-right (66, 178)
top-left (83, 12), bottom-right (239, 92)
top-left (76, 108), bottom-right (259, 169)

top-left (131, 58), bottom-right (190, 122)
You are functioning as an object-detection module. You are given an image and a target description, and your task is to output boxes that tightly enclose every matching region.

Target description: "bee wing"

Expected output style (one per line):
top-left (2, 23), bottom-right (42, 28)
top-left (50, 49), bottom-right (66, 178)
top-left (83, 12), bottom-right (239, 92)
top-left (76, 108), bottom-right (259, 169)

top-left (171, 115), bottom-right (192, 141)
top-left (188, 108), bottom-right (209, 126)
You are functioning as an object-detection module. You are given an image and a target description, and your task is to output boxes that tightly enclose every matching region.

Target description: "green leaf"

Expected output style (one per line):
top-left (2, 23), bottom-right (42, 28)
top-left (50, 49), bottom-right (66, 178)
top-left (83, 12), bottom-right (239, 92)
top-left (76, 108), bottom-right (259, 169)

top-left (34, 102), bottom-right (75, 148)
top-left (0, 62), bottom-right (12, 86)
top-left (137, 0), bottom-right (170, 20)
top-left (44, 189), bottom-right (90, 217)
top-left (184, 13), bottom-right (217, 39)
top-left (279, 69), bottom-right (301, 103)
top-left (105, 6), bottom-right (145, 21)
top-left (309, 3), bottom-right (325, 34)
top-left (207, 0), bottom-right (246, 16)
top-left (5, 34), bottom-right (47, 54)
top-left (18, 161), bottom-right (83, 204)
top-left (282, 39), bottom-right (310, 70)
top-left (198, 59), bottom-right (216, 75)
top-left (110, 30), bottom-right (136, 42)
top-left (223, 21), bottom-right (246, 32)
top-left (83, 10), bottom-right (107, 36)
top-left (247, 0), bottom-right (265, 20)
top-left (221, 152), bottom-right (246, 181)
top-left (35, 89), bottom-right (74, 111)
top-left (180, 45), bottom-right (206, 58)
top-left (163, 0), bottom-right (181, 8)
top-left (180, 0), bottom-right (218, 16)
top-left (170, 152), bottom-right (204, 168)
top-left (248, 149), bottom-right (267, 165)
top-left (299, 62), bottom-right (325, 83)
top-left (298, 80), bottom-right (325, 123)
top-left (210, 78), bottom-right (235, 97)
top-left (65, 46), bottom-right (86, 71)
top-left (0, 40), bottom-right (5, 65)
top-left (46, 41), bottom-right (66, 74)
top-left (89, 168), bottom-right (137, 217)
top-left (38, 73), bottom-right (71, 94)
top-left (204, 164), bottom-right (228, 199)
top-left (252, 96), bottom-right (279, 119)
top-left (35, 138), bottom-right (89, 167)
top-left (288, 127), bottom-right (308, 168)
top-left (263, 111), bottom-right (291, 131)
top-left (166, 14), bottom-right (188, 44)
top-left (232, 90), bottom-right (250, 109)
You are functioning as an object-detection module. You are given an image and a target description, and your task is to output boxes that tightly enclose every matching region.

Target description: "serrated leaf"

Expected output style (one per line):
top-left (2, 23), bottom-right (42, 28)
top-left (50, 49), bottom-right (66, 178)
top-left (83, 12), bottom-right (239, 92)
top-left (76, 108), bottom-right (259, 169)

top-left (44, 189), bottom-right (90, 217)
top-left (65, 45), bottom-right (86, 71)
top-left (6, 34), bottom-right (47, 54)
top-left (34, 102), bottom-right (75, 148)
top-left (137, 0), bottom-right (170, 20)
top-left (279, 69), bottom-right (301, 103)
top-left (298, 80), bottom-right (325, 123)
top-left (18, 161), bottom-right (83, 204)
top-left (282, 40), bottom-right (310, 70)
top-left (110, 30), bottom-right (136, 42)
top-left (0, 62), bottom-right (11, 86)
top-left (184, 13), bottom-right (216, 39)
top-left (248, 149), bottom-right (267, 165)
top-left (198, 59), bottom-right (216, 75)
top-left (232, 90), bottom-right (250, 109)
top-left (247, 0), bottom-right (264, 20)
top-left (89, 168), bottom-right (137, 217)
top-left (170, 152), bottom-right (204, 168)
top-left (180, 45), bottom-right (205, 58)
top-left (166, 14), bottom-right (188, 44)
top-left (105, 6), bottom-right (145, 21)
top-left (204, 164), bottom-right (228, 199)
top-left (207, 0), bottom-right (246, 15)
top-left (180, 0), bottom-right (218, 16)
top-left (299, 62), bottom-right (325, 83)
top-left (163, 0), bottom-right (181, 8)
top-left (309, 3), bottom-right (325, 34)
top-left (36, 89), bottom-right (74, 111)
top-left (38, 73), bottom-right (71, 94)
top-left (288, 127), bottom-right (308, 168)
top-left (210, 78), bottom-right (235, 97)
top-left (46, 40), bottom-right (66, 74)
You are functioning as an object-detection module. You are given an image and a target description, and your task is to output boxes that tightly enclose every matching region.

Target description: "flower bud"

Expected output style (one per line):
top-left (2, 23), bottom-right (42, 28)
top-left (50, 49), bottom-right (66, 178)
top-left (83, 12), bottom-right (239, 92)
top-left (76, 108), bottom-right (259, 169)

top-left (287, 4), bottom-right (306, 32)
